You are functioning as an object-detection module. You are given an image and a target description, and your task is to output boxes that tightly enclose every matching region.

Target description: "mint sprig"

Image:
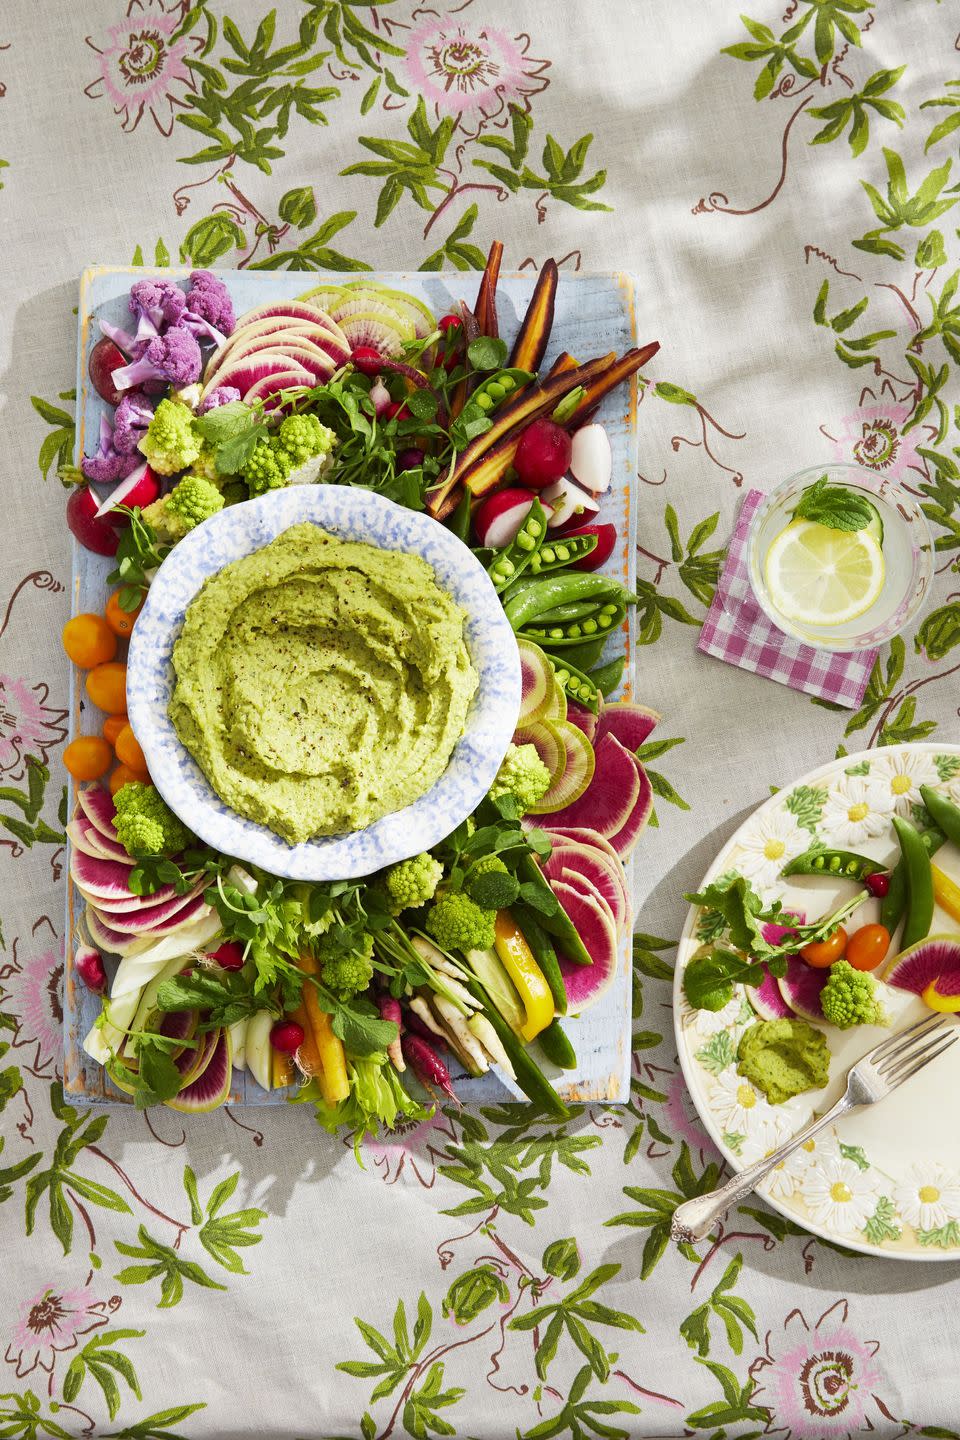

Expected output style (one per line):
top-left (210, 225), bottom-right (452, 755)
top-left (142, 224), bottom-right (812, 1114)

top-left (792, 475), bottom-right (876, 533)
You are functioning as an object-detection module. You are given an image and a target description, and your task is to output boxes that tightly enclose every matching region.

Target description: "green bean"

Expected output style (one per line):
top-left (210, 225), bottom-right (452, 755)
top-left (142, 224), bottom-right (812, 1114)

top-left (537, 1019), bottom-right (577, 1069)
top-left (525, 534), bottom-right (598, 574)
top-left (588, 654), bottom-right (626, 696)
top-left (782, 847), bottom-right (886, 880)
top-left (460, 974), bottom-right (568, 1118)
top-left (891, 815), bottom-right (935, 949)
top-left (535, 600), bottom-right (605, 624)
top-left (504, 572), bottom-right (631, 629)
top-left (450, 488), bottom-right (473, 543)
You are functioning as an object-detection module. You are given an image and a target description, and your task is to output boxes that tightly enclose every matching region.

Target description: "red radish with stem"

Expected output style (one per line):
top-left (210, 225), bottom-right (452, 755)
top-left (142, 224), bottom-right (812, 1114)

top-left (67, 486), bottom-right (124, 555)
top-left (402, 1032), bottom-right (460, 1106)
top-left (270, 1020), bottom-right (304, 1054)
top-left (514, 418), bottom-right (572, 490)
top-left (95, 464), bottom-right (160, 518)
top-left (385, 400), bottom-right (410, 422)
top-left (368, 377), bottom-right (391, 417)
top-left (564, 523), bottom-right (618, 571)
top-left (473, 488), bottom-right (537, 548)
top-left (541, 476), bottom-right (600, 530)
top-left (865, 872), bottom-right (890, 898)
top-left (351, 347), bottom-right (382, 376)
top-left (88, 338), bottom-right (128, 406)
top-left (209, 941), bottom-right (245, 971)
top-left (438, 314), bottom-right (462, 334)
top-left (377, 993), bottom-right (405, 1072)
top-left (75, 946), bottom-right (107, 994)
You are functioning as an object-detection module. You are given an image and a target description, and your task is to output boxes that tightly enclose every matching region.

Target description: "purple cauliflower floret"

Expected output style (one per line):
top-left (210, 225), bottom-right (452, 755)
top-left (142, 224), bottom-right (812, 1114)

top-left (80, 414), bottom-right (141, 486)
top-left (128, 278), bottom-right (187, 343)
top-left (112, 326), bottom-right (202, 394)
top-left (183, 271), bottom-right (235, 346)
top-left (112, 392), bottom-right (156, 455)
top-left (197, 385), bottom-right (242, 415)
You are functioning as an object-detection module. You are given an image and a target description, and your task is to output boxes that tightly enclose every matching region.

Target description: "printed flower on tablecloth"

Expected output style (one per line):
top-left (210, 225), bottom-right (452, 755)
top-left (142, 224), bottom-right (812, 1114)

top-left (709, 1070), bottom-right (785, 1154)
top-left (800, 1155), bottom-right (878, 1235)
top-left (402, 19), bottom-right (549, 129)
top-left (735, 808), bottom-right (808, 894)
top-left (831, 403), bottom-right (923, 482)
top-left (84, 0), bottom-right (200, 136)
top-left (893, 1162), bottom-right (960, 1232)
top-left (749, 1298), bottom-right (884, 1439)
top-left (869, 749), bottom-right (941, 817)
top-left (0, 677), bottom-right (66, 781)
top-left (0, 937), bottom-right (64, 1073)
top-left (361, 1112), bottom-right (455, 1187)
top-left (5, 1286), bottom-right (118, 1387)
top-left (664, 1069), bottom-right (717, 1156)
top-left (820, 774), bottom-right (894, 848)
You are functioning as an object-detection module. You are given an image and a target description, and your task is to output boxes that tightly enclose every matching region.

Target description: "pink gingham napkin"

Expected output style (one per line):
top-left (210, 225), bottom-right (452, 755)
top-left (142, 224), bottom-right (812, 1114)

top-left (697, 489), bottom-right (878, 709)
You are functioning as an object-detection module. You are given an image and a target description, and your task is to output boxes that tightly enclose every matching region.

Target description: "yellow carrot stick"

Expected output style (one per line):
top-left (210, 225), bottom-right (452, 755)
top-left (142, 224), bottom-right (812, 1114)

top-left (298, 954), bottom-right (350, 1105)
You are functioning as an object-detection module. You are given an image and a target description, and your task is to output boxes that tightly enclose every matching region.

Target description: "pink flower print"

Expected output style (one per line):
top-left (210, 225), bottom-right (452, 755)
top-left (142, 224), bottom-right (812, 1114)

top-left (5, 1286), bottom-right (119, 1391)
top-left (831, 403), bottom-right (923, 483)
top-left (664, 1068), bottom-right (718, 1159)
top-left (361, 1111), bottom-right (456, 1187)
top-left (749, 1299), bottom-right (884, 1439)
top-left (0, 677), bottom-right (66, 781)
top-left (0, 936), bottom-right (64, 1075)
top-left (85, 0), bottom-right (200, 136)
top-left (402, 20), bottom-right (549, 129)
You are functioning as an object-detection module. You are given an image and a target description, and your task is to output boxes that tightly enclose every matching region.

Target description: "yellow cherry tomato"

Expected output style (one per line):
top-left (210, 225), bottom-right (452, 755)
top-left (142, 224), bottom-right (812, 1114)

top-left (109, 763), bottom-right (151, 797)
top-left (114, 723), bottom-right (147, 773)
top-left (85, 662), bottom-right (127, 716)
top-left (102, 714), bottom-right (127, 748)
top-left (63, 736), bottom-right (113, 781)
top-left (800, 927), bottom-right (847, 969)
top-left (62, 614), bottom-right (116, 669)
top-left (104, 590), bottom-right (143, 638)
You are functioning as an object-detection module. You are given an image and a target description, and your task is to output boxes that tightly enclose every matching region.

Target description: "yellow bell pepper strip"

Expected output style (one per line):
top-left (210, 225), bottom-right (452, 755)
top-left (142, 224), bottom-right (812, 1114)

top-left (297, 954), bottom-right (350, 1106)
top-left (493, 912), bottom-right (555, 1042)
top-left (932, 862), bottom-right (960, 925)
top-left (271, 1049), bottom-right (295, 1089)
top-left (921, 979), bottom-right (960, 1014)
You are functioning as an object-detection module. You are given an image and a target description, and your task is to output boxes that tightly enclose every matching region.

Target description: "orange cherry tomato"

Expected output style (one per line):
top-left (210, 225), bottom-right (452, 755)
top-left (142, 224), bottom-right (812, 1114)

top-left (845, 923), bottom-right (890, 972)
top-left (109, 764), bottom-right (152, 797)
top-left (62, 614), bottom-right (116, 668)
top-left (114, 723), bottom-right (147, 773)
top-left (800, 926), bottom-right (848, 969)
top-left (85, 662), bottom-right (127, 716)
top-left (102, 714), bottom-right (127, 747)
top-left (63, 736), bottom-right (113, 781)
top-left (105, 590), bottom-right (143, 638)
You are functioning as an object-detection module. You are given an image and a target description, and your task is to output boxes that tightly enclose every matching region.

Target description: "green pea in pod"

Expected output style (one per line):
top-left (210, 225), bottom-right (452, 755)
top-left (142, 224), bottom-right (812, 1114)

top-left (541, 1237), bottom-right (581, 1281)
top-left (443, 1265), bottom-right (510, 1325)
top-left (915, 601), bottom-right (960, 662)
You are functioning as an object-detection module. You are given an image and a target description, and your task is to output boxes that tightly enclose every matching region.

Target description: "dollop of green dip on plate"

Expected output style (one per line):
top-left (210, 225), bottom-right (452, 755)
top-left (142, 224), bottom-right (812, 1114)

top-left (736, 1018), bottom-right (830, 1105)
top-left (169, 522), bottom-right (479, 845)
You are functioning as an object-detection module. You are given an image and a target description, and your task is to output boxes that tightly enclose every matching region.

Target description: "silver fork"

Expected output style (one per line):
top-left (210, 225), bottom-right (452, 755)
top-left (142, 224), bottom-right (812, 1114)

top-left (671, 1013), bottom-right (958, 1245)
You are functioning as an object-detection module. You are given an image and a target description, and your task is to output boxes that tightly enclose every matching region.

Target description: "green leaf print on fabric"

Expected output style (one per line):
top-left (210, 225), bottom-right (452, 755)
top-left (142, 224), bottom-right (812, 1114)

top-left (114, 1224), bottom-right (228, 1308)
top-left (25, 1085), bottom-right (130, 1255)
top-left (0, 1390), bottom-right (74, 1440)
top-left (442, 1265), bottom-right (509, 1325)
top-left (855, 149), bottom-right (958, 261)
top-left (679, 1254), bottom-right (758, 1358)
top-left (182, 1165), bottom-right (268, 1273)
top-left (508, 1262), bottom-right (643, 1383)
top-left (808, 68), bottom-right (905, 156)
top-left (472, 115), bottom-right (611, 216)
top-left (102, 1403), bottom-right (207, 1440)
top-left (30, 395), bottom-right (75, 482)
top-left (338, 1292), bottom-right (434, 1406)
top-left (62, 1328), bottom-right (145, 1421)
top-left (343, 97), bottom-right (454, 226)
top-left (420, 203), bottom-right (486, 273)
top-left (179, 213), bottom-right (245, 267)
top-left (517, 1365), bottom-right (641, 1440)
top-left (921, 79), bottom-right (960, 152)
top-left (246, 209), bottom-right (371, 271)
top-left (685, 1357), bottom-right (769, 1429)
top-left (0, 758), bottom-right (66, 854)
top-left (606, 1144), bottom-right (723, 1279)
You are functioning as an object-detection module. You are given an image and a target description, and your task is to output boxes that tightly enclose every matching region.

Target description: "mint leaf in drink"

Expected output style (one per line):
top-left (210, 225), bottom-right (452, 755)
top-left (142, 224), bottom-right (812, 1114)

top-left (792, 475), bottom-right (877, 532)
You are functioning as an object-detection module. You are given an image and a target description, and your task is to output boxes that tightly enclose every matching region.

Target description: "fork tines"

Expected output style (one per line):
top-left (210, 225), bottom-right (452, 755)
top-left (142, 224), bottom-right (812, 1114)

top-left (871, 1013), bottom-right (958, 1085)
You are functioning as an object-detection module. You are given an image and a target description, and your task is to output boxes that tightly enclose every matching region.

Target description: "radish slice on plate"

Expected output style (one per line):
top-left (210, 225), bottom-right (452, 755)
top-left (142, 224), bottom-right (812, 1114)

top-left (95, 463), bottom-right (160, 517)
top-left (569, 424), bottom-right (612, 494)
top-left (474, 488), bottom-right (539, 548)
top-left (540, 477), bottom-right (599, 530)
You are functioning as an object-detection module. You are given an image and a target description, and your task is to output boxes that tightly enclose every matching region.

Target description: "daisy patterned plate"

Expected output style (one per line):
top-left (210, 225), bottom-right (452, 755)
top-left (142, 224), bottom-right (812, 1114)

top-left (674, 742), bottom-right (960, 1261)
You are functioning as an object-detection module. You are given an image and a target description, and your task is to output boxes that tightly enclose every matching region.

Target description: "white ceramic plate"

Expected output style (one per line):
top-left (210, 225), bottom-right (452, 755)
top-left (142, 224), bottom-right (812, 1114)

top-left (127, 486), bottom-right (521, 880)
top-left (675, 743), bottom-right (960, 1260)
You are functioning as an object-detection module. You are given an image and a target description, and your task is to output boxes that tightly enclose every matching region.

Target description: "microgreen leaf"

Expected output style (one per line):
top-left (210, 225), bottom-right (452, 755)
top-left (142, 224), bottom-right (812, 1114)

top-left (467, 336), bottom-right (508, 371)
top-left (792, 474), bottom-right (877, 532)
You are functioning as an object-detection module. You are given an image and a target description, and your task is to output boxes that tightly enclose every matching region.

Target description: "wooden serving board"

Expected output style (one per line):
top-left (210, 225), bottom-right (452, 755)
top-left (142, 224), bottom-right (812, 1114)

top-left (63, 266), bottom-right (640, 1110)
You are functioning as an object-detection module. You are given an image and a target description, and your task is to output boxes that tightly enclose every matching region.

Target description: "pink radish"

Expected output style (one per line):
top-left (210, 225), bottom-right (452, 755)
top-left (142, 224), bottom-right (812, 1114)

top-left (564, 523), bottom-right (617, 572)
top-left (75, 945), bottom-right (107, 994)
top-left (96, 463), bottom-right (160, 517)
top-left (369, 377), bottom-right (391, 417)
top-left (402, 1031), bottom-right (459, 1105)
top-left (474, 488), bottom-right (540, 548)
top-left (513, 418), bottom-right (572, 489)
top-left (66, 486), bottom-right (124, 555)
top-left (540, 476), bottom-right (599, 530)
top-left (569, 424), bottom-right (612, 493)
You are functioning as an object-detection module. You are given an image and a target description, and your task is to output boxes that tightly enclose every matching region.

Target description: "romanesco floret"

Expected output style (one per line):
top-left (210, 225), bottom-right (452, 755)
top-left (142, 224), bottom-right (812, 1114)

top-left (384, 853), bottom-right (444, 914)
top-left (820, 960), bottom-right (887, 1030)
top-left (277, 413), bottom-right (337, 468)
top-left (112, 782), bottom-right (192, 858)
top-left (488, 742), bottom-right (551, 814)
top-left (318, 931), bottom-right (375, 999)
top-left (138, 399), bottom-right (202, 476)
top-left (141, 476), bottom-right (224, 544)
top-left (470, 855), bottom-right (508, 877)
top-left (187, 443), bottom-right (220, 483)
top-left (426, 892), bottom-right (496, 953)
top-left (242, 437), bottom-right (291, 496)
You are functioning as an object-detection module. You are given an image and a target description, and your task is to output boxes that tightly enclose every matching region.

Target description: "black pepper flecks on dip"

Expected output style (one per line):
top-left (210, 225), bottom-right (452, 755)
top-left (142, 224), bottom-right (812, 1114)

top-left (168, 522), bottom-right (478, 845)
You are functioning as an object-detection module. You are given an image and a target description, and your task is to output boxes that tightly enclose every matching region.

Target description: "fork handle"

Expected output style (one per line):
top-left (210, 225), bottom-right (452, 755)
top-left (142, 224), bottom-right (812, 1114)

top-left (670, 1095), bottom-right (852, 1244)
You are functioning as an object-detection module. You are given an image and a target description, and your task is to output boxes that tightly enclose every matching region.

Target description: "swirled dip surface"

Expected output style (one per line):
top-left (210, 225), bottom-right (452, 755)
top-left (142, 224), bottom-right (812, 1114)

top-left (169, 522), bottom-right (478, 844)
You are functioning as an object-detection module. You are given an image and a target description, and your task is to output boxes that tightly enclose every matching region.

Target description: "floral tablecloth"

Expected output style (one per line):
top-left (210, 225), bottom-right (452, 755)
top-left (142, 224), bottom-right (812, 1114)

top-left (2, 2), bottom-right (960, 1436)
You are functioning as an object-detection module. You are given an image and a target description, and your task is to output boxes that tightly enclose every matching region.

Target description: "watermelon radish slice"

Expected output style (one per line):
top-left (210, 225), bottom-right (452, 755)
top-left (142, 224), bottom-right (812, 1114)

top-left (238, 342), bottom-right (335, 381)
top-left (175, 1024), bottom-right (219, 1083)
top-left (206, 322), bottom-right (350, 378)
top-left (557, 866), bottom-right (617, 934)
top-left (566, 700), bottom-right (599, 744)
top-left (85, 909), bottom-right (146, 956)
top-left (884, 935), bottom-right (960, 994)
top-left (517, 639), bottom-right (565, 725)
top-left (168, 1029), bottom-right (232, 1113)
top-left (552, 882), bottom-right (619, 1012)
top-left (231, 300), bottom-right (349, 347)
top-left (748, 965), bottom-right (794, 1021)
top-left (73, 816), bottom-right (133, 865)
top-left (544, 827), bottom-right (631, 924)
top-left (342, 282), bottom-right (436, 339)
top-left (70, 849), bottom-right (174, 906)
top-left (543, 734), bottom-right (640, 837)
top-left (596, 702), bottom-right (660, 752)
top-left (67, 819), bottom-right (134, 866)
top-left (529, 721), bottom-right (595, 813)
top-left (543, 846), bottom-right (626, 937)
top-left (607, 753), bottom-right (653, 859)
top-left (515, 720), bottom-right (567, 788)
top-left (76, 786), bottom-right (119, 842)
top-left (87, 891), bottom-right (210, 936)
top-left (778, 956), bottom-right (830, 1022)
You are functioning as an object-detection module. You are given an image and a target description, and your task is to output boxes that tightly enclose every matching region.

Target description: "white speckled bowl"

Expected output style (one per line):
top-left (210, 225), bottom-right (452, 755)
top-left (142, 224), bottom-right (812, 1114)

top-left (127, 487), bottom-right (521, 880)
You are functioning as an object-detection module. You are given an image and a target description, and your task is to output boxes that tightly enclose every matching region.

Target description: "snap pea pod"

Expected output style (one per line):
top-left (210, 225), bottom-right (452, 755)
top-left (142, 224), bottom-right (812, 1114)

top-left (547, 654), bottom-right (600, 714)
top-left (559, 636), bottom-right (607, 672)
top-left (461, 973), bottom-right (569, 1118)
top-left (449, 488), bottom-right (473, 544)
top-left (504, 572), bottom-right (633, 630)
top-left (588, 654), bottom-right (625, 697)
top-left (514, 906), bottom-right (567, 1015)
top-left (487, 498), bottom-right (548, 592)
top-left (524, 533), bottom-right (599, 576)
top-left (535, 599), bottom-right (606, 624)
top-left (891, 815), bottom-right (935, 949)
top-left (516, 852), bottom-right (593, 968)
top-left (470, 368), bottom-right (535, 413)
top-left (782, 847), bottom-right (886, 880)
top-left (523, 602), bottom-right (628, 646)
top-left (881, 822), bottom-right (946, 934)
top-left (919, 785), bottom-right (960, 848)
top-left (537, 1018), bottom-right (577, 1069)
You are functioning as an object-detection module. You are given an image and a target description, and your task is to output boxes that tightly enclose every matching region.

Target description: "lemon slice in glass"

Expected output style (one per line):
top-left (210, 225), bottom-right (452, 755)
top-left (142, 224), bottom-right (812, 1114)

top-left (764, 519), bottom-right (885, 627)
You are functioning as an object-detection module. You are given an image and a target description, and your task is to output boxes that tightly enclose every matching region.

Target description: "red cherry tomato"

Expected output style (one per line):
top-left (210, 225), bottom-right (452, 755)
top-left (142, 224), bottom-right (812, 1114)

top-left (800, 927), bottom-right (847, 968)
top-left (845, 924), bottom-right (890, 972)
top-left (864, 871), bottom-right (890, 898)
